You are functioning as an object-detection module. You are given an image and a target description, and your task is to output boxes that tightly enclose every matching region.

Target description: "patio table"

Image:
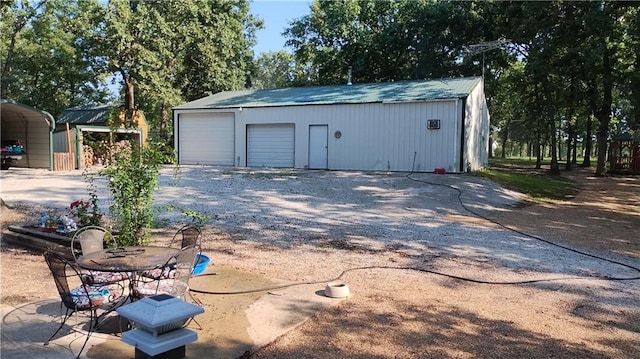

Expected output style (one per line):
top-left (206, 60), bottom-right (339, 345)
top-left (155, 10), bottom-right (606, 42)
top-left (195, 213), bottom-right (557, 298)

top-left (76, 246), bottom-right (181, 320)
top-left (76, 246), bottom-right (179, 273)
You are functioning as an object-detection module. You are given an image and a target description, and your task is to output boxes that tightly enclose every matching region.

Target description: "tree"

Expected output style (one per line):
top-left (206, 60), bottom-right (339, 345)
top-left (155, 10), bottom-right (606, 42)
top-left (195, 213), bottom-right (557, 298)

top-left (251, 50), bottom-right (317, 89)
top-left (99, 0), bottom-right (261, 140)
top-left (1, 0), bottom-right (110, 115)
top-left (284, 0), bottom-right (490, 85)
top-left (0, 0), bottom-right (45, 99)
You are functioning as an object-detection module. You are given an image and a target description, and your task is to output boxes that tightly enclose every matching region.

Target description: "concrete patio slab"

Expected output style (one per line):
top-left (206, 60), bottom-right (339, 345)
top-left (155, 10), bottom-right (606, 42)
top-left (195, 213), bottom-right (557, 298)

top-left (1, 266), bottom-right (343, 359)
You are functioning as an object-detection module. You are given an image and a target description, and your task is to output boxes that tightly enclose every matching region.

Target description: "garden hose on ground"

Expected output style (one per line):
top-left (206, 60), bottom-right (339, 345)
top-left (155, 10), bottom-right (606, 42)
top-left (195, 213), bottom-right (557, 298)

top-left (189, 168), bottom-right (639, 297)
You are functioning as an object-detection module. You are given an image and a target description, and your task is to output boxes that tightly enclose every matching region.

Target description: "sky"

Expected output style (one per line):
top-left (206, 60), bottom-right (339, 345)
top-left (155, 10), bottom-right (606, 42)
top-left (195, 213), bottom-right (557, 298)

top-left (250, 0), bottom-right (312, 55)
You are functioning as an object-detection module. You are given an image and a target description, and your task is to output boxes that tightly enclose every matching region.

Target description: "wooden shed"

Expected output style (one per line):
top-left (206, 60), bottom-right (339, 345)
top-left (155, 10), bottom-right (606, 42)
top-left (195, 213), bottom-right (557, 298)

top-left (55, 105), bottom-right (148, 169)
top-left (172, 77), bottom-right (489, 173)
top-left (609, 133), bottom-right (640, 175)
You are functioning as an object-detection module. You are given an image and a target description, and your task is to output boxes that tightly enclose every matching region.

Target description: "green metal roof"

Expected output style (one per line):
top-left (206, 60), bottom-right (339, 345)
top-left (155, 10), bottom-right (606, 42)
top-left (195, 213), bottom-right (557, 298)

top-left (57, 104), bottom-right (118, 125)
top-left (174, 77), bottom-right (482, 110)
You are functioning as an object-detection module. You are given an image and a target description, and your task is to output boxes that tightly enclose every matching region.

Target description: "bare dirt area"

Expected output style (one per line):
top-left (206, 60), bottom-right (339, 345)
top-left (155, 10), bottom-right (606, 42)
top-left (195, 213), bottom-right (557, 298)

top-left (1, 166), bottom-right (639, 359)
top-left (243, 168), bottom-right (640, 359)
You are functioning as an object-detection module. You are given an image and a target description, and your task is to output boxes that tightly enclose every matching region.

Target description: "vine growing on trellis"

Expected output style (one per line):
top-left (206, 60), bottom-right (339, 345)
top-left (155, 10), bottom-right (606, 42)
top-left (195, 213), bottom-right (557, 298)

top-left (100, 140), bottom-right (163, 246)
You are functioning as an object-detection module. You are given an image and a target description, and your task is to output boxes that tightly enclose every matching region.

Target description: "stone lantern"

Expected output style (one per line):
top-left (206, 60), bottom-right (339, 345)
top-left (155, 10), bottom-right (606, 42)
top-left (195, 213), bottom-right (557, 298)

top-left (117, 294), bottom-right (204, 359)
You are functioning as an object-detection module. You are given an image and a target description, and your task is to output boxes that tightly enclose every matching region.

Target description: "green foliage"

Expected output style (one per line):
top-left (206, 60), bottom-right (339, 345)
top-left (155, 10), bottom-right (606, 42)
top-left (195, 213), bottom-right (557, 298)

top-left (284, 0), bottom-right (488, 84)
top-left (478, 158), bottom-right (577, 200)
top-left (3, 0), bottom-right (639, 178)
top-left (252, 51), bottom-right (316, 89)
top-left (99, 141), bottom-right (164, 246)
top-left (0, 0), bottom-right (111, 114)
top-left (96, 0), bottom-right (262, 141)
top-left (69, 170), bottom-right (103, 227)
top-left (159, 204), bottom-right (211, 228)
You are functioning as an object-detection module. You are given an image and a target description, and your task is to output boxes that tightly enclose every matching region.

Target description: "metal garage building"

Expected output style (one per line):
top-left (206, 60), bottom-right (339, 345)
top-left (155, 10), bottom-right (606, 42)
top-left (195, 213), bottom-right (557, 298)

top-left (172, 77), bottom-right (489, 173)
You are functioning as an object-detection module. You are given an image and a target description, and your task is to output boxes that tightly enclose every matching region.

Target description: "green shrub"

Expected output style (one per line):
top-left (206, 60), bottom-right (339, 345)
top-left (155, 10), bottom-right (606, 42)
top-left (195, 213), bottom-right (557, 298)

top-left (100, 141), bottom-right (163, 246)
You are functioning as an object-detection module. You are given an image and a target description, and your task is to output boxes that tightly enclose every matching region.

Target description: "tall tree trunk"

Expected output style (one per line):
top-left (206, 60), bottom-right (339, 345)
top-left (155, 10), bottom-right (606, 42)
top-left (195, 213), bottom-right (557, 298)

top-left (500, 123), bottom-right (509, 159)
top-left (565, 127), bottom-right (573, 170)
top-left (549, 124), bottom-right (560, 175)
top-left (120, 70), bottom-right (135, 128)
top-left (582, 115), bottom-right (593, 167)
top-left (541, 76), bottom-right (561, 175)
top-left (595, 42), bottom-right (613, 176)
top-left (571, 131), bottom-right (578, 164)
top-left (634, 76), bottom-right (640, 131)
top-left (488, 136), bottom-right (494, 158)
top-left (535, 137), bottom-right (542, 169)
top-left (565, 71), bottom-right (577, 171)
top-left (160, 102), bottom-right (169, 140)
top-left (124, 78), bottom-right (135, 112)
top-left (632, 7), bottom-right (640, 130)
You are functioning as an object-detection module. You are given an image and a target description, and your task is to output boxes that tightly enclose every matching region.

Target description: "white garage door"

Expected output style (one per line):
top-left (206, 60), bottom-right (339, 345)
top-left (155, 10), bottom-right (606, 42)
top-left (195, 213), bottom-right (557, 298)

top-left (179, 113), bottom-right (234, 165)
top-left (247, 124), bottom-right (294, 167)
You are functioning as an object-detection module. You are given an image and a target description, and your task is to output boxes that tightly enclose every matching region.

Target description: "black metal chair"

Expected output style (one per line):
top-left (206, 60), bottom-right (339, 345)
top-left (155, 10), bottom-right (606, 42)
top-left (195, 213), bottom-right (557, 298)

top-left (131, 245), bottom-right (199, 300)
top-left (171, 225), bottom-right (202, 250)
top-left (71, 226), bottom-right (130, 285)
top-left (140, 225), bottom-right (202, 280)
top-left (43, 251), bottom-right (125, 359)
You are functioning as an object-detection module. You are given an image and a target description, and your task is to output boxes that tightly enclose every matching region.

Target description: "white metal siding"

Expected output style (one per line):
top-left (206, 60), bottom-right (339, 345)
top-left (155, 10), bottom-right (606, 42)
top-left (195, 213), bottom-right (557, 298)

top-left (234, 101), bottom-right (460, 172)
top-left (175, 88), bottom-right (488, 173)
top-left (2, 118), bottom-right (50, 169)
top-left (179, 113), bottom-right (234, 165)
top-left (247, 124), bottom-right (294, 167)
top-left (464, 80), bottom-right (489, 171)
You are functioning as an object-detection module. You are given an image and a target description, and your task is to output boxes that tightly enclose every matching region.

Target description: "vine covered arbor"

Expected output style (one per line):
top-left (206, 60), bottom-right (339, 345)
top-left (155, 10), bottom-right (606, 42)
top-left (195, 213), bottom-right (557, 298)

top-left (609, 134), bottom-right (640, 175)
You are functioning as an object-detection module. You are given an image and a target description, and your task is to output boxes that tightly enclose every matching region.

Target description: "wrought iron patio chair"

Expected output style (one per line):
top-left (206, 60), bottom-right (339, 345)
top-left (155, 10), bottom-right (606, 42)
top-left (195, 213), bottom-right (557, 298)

top-left (171, 225), bottom-right (202, 249)
top-left (132, 245), bottom-right (199, 300)
top-left (71, 226), bottom-right (130, 285)
top-left (140, 225), bottom-right (202, 280)
top-left (43, 251), bottom-right (125, 359)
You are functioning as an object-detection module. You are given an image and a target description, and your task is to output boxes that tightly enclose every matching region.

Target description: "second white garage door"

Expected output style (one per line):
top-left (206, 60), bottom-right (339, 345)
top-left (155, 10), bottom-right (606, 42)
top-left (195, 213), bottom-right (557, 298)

top-left (247, 124), bottom-right (294, 167)
top-left (179, 113), bottom-right (234, 165)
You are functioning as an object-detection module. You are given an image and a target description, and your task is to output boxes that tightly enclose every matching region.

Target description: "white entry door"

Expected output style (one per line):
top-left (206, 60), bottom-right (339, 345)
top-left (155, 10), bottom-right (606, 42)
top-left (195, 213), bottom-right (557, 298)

top-left (308, 125), bottom-right (328, 169)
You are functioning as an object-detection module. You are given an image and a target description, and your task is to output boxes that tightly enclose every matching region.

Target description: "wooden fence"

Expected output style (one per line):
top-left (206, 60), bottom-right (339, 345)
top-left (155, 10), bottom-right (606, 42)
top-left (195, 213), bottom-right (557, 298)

top-left (53, 152), bottom-right (75, 171)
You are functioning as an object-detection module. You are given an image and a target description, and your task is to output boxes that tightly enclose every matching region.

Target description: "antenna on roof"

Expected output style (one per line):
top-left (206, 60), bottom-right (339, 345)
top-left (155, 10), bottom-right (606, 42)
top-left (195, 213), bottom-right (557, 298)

top-left (347, 66), bottom-right (352, 86)
top-left (462, 39), bottom-right (511, 80)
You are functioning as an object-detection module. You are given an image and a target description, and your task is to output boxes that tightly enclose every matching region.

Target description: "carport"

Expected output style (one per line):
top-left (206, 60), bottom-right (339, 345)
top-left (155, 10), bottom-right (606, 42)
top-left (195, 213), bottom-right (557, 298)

top-left (1, 99), bottom-right (55, 170)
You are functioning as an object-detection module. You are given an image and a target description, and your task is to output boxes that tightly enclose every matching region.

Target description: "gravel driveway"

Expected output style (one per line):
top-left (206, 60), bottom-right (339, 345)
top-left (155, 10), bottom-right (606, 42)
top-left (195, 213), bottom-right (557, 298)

top-left (2, 166), bottom-right (639, 358)
top-left (1, 166), bottom-right (637, 283)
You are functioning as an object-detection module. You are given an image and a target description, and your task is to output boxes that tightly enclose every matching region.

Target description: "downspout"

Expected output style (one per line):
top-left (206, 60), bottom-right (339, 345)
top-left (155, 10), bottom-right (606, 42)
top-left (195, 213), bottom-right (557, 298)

top-left (47, 114), bottom-right (55, 171)
top-left (459, 96), bottom-right (467, 173)
top-left (75, 127), bottom-right (81, 170)
top-left (48, 124), bottom-right (53, 171)
top-left (172, 109), bottom-right (178, 164)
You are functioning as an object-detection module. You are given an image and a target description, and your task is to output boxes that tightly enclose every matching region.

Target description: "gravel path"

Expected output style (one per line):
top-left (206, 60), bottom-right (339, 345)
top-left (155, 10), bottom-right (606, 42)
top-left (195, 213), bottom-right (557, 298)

top-left (1, 166), bottom-right (637, 282)
top-left (2, 166), bottom-right (639, 358)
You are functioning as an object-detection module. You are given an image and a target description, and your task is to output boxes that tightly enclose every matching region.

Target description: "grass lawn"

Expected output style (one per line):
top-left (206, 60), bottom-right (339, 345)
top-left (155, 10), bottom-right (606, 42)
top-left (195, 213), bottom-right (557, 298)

top-left (476, 158), bottom-right (578, 201)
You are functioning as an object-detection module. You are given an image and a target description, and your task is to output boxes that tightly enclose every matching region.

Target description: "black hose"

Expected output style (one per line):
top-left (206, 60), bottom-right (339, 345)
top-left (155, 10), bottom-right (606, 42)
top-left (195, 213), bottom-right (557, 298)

top-left (404, 171), bottom-right (640, 280)
top-left (189, 169), bottom-right (639, 296)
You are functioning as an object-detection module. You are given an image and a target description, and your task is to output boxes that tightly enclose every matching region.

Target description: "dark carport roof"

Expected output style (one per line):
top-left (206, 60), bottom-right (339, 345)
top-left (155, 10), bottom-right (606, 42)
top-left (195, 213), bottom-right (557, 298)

top-left (57, 104), bottom-right (119, 125)
top-left (174, 77), bottom-right (482, 110)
